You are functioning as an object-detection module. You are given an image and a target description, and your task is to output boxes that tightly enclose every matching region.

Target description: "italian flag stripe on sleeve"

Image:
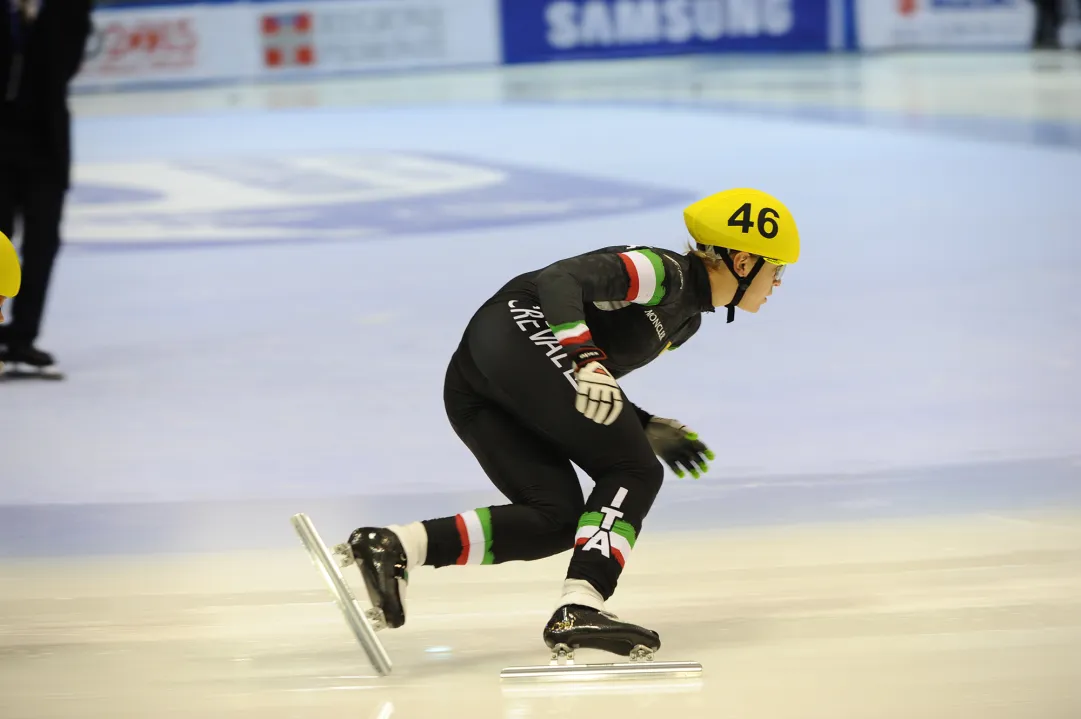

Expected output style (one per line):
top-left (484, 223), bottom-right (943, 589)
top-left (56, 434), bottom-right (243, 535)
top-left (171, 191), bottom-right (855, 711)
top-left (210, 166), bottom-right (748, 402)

top-left (549, 320), bottom-right (592, 347)
top-left (454, 508), bottom-right (494, 565)
top-left (619, 249), bottom-right (666, 306)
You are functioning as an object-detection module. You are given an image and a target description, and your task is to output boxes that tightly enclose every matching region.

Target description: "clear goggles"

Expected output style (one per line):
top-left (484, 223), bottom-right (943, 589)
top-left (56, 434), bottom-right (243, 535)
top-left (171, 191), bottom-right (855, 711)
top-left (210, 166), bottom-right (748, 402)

top-left (764, 259), bottom-right (786, 283)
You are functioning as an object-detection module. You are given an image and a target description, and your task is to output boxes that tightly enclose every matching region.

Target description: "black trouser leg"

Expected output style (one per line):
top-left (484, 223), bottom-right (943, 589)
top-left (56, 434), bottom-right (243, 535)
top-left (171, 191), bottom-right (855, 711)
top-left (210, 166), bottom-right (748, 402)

top-left (0, 168), bottom-right (14, 335)
top-left (1032, 0), bottom-right (1062, 47)
top-left (3, 171), bottom-right (65, 346)
top-left (0, 168), bottom-right (13, 240)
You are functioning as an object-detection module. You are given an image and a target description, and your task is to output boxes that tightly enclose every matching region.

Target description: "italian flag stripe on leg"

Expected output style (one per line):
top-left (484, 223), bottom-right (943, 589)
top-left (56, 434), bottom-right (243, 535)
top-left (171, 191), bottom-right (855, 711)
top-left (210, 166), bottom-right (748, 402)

top-left (574, 513), bottom-right (637, 568)
top-left (619, 249), bottom-right (666, 306)
top-left (576, 511), bottom-right (605, 532)
top-left (549, 320), bottom-right (592, 347)
top-left (479, 507), bottom-right (494, 564)
top-left (455, 508), bottom-right (494, 565)
top-left (609, 532), bottom-right (633, 567)
top-left (454, 514), bottom-right (470, 564)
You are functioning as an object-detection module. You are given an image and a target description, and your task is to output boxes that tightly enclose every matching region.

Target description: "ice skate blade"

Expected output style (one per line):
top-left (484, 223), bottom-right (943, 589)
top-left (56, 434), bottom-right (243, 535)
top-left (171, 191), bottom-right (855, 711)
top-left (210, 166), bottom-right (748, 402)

top-left (290, 512), bottom-right (392, 676)
top-left (0, 364), bottom-right (65, 381)
top-left (500, 660), bottom-right (702, 682)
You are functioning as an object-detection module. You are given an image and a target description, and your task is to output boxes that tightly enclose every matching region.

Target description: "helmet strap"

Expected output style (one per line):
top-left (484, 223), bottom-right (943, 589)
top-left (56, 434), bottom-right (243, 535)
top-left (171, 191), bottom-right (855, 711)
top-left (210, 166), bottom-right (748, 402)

top-left (720, 252), bottom-right (765, 323)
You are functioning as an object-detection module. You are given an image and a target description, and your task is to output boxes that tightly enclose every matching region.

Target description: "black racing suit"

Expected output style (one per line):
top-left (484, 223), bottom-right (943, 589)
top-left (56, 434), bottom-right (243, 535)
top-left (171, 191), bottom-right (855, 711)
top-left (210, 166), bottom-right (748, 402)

top-left (423, 245), bottom-right (717, 600)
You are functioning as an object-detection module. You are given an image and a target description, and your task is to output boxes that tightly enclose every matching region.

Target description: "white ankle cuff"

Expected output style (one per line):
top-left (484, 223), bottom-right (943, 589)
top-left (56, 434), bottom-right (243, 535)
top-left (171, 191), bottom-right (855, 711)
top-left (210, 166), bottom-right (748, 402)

top-left (387, 522), bottom-right (428, 570)
top-left (559, 579), bottom-right (605, 611)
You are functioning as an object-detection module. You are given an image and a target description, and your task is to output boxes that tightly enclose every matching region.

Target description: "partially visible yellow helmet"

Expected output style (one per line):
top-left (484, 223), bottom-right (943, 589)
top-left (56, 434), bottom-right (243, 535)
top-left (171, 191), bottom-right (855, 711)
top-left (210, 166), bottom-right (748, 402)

top-left (0, 232), bottom-right (20, 297)
top-left (683, 188), bottom-right (799, 265)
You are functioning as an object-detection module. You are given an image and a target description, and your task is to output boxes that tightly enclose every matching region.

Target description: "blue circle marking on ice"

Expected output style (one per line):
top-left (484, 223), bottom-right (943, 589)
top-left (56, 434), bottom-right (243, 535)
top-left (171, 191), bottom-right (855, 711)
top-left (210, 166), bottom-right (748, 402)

top-left (64, 152), bottom-right (694, 249)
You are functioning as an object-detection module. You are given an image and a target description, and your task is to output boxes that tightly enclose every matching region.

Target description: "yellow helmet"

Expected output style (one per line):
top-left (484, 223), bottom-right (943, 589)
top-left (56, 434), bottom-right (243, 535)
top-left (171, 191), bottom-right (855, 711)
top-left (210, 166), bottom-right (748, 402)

top-left (0, 232), bottom-right (20, 298)
top-left (683, 188), bottom-right (799, 322)
top-left (683, 188), bottom-right (799, 265)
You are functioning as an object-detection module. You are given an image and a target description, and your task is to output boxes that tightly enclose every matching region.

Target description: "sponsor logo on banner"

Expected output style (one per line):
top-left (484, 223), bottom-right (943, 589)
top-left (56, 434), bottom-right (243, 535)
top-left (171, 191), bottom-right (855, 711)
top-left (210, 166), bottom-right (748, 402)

top-left (928, 0), bottom-right (1015, 7)
top-left (259, 3), bottom-right (452, 72)
top-left (81, 15), bottom-right (199, 77)
top-left (316, 5), bottom-right (446, 67)
top-left (73, 5), bottom-right (255, 89)
top-left (546, 0), bottom-right (795, 48)
top-left (261, 13), bottom-right (315, 69)
top-left (500, 0), bottom-right (830, 64)
top-left (857, 0), bottom-right (1035, 49)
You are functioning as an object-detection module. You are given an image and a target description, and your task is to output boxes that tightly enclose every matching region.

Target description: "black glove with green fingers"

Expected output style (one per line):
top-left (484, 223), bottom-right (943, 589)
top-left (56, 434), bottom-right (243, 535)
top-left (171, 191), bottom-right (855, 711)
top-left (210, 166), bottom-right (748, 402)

top-left (645, 417), bottom-right (714, 479)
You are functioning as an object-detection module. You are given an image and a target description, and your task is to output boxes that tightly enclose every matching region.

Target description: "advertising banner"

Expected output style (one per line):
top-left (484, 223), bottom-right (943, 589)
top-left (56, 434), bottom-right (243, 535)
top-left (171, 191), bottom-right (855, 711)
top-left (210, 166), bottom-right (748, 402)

top-left (255, 0), bottom-right (500, 76)
top-left (500, 0), bottom-right (833, 64)
top-left (74, 0), bottom-right (501, 91)
top-left (856, 0), bottom-right (1036, 50)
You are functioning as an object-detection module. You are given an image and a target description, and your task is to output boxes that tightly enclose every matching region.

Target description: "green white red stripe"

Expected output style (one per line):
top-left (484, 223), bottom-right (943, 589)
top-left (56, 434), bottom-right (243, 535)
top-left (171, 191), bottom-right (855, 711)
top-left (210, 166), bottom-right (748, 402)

top-left (618, 249), bottom-right (666, 306)
top-left (549, 320), bottom-right (592, 347)
top-left (574, 512), bottom-right (637, 567)
top-left (455, 508), bottom-right (494, 565)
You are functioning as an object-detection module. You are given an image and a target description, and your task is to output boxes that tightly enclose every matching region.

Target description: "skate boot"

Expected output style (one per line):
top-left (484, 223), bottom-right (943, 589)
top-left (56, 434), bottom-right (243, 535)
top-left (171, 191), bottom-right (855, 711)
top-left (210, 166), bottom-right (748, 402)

top-left (0, 344), bottom-right (64, 380)
top-left (346, 527), bottom-right (408, 629)
top-left (543, 604), bottom-right (661, 661)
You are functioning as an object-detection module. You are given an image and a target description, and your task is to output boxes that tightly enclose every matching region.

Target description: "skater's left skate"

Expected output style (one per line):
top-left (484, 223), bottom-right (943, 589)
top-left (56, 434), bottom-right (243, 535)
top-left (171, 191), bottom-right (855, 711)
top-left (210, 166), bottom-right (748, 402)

top-left (291, 513), bottom-right (393, 675)
top-left (543, 604), bottom-right (661, 661)
top-left (346, 527), bottom-right (409, 629)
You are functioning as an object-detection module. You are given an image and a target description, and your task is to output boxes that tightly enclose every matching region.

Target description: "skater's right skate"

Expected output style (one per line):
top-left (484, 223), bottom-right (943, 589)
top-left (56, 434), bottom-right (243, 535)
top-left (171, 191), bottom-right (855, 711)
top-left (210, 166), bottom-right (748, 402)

top-left (543, 604), bottom-right (661, 659)
top-left (347, 527), bottom-right (409, 629)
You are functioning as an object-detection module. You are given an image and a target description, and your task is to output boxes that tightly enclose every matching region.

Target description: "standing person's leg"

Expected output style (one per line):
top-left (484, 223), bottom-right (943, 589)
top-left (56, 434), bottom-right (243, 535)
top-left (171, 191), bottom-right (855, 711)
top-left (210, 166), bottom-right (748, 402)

top-left (1032, 0), bottom-right (1063, 48)
top-left (0, 163), bottom-right (18, 347)
top-left (0, 166), bottom-right (14, 240)
top-left (6, 170), bottom-right (65, 349)
top-left (0, 164), bottom-right (65, 375)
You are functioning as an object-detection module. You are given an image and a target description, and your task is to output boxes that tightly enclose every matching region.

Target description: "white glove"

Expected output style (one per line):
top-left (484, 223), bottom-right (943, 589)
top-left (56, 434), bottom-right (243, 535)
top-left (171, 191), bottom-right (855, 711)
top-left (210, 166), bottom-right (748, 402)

top-left (574, 361), bottom-right (623, 425)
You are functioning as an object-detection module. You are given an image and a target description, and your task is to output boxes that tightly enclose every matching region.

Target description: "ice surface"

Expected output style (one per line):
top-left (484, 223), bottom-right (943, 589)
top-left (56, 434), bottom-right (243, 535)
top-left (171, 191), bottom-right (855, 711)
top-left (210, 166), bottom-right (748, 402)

top-left (2, 514), bottom-right (1080, 719)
